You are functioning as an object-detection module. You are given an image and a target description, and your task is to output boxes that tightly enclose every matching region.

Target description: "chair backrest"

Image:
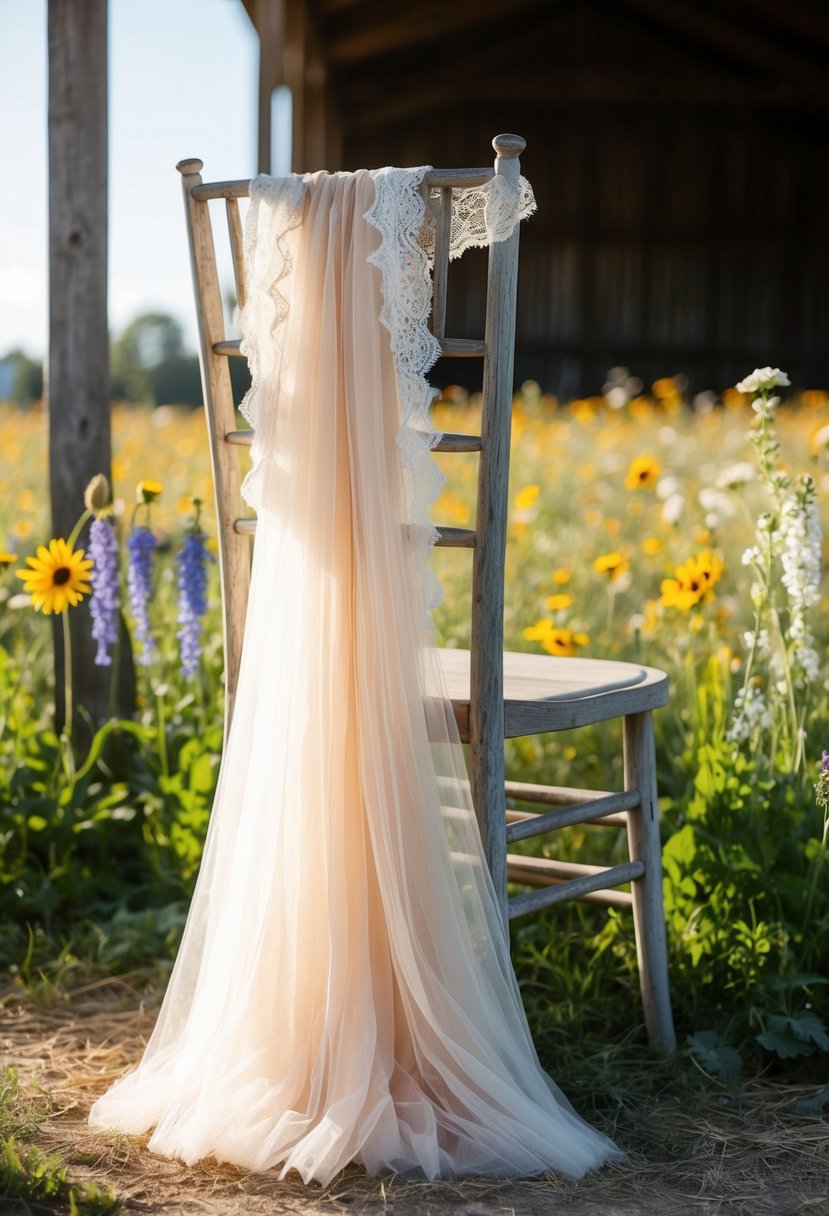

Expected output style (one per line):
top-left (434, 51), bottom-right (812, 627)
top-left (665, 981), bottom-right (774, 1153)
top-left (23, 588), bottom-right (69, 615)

top-left (176, 135), bottom-right (526, 869)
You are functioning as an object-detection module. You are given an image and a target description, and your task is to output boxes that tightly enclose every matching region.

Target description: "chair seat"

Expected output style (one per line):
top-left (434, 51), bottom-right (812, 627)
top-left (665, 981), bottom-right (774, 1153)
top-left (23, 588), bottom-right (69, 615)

top-left (437, 648), bottom-right (668, 738)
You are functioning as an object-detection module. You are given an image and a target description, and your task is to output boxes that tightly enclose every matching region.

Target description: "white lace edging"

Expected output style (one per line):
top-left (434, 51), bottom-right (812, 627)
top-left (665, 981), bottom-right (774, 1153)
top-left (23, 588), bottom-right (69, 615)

top-left (365, 167), bottom-right (446, 614)
top-left (237, 174), bottom-right (307, 511)
top-left (365, 168), bottom-right (537, 615)
top-left (424, 173), bottom-right (537, 263)
top-left (237, 167), bottom-right (536, 613)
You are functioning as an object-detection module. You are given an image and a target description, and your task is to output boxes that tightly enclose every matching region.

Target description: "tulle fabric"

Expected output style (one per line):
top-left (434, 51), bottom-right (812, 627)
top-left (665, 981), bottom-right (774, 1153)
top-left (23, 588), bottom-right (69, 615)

top-left (89, 169), bottom-right (620, 1184)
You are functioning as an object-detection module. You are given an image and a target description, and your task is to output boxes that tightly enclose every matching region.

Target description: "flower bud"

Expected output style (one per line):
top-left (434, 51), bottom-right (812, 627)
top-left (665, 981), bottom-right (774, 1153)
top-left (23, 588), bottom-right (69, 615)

top-left (84, 473), bottom-right (111, 514)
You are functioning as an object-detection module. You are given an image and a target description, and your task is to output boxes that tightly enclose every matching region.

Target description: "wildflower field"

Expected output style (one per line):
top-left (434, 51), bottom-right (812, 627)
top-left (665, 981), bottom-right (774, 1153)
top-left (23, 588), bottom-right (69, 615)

top-left (1, 373), bottom-right (828, 1102)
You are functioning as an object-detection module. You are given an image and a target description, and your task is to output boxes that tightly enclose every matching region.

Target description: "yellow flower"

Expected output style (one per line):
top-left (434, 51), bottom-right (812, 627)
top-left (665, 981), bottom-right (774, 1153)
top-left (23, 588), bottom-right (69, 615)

top-left (543, 627), bottom-right (589, 656)
top-left (641, 536), bottom-right (663, 555)
top-left (603, 516), bottom-right (622, 535)
top-left (552, 567), bottom-right (571, 585)
top-left (514, 484), bottom-right (540, 511)
top-left (136, 479), bottom-right (163, 503)
top-left (660, 549), bottom-right (724, 612)
top-left (545, 593), bottom-right (573, 611)
top-left (0, 552), bottom-right (18, 567)
top-left (593, 551), bottom-right (629, 580)
top-left (16, 538), bottom-right (93, 615)
top-left (624, 455), bottom-right (661, 491)
top-left (523, 619), bottom-right (589, 656)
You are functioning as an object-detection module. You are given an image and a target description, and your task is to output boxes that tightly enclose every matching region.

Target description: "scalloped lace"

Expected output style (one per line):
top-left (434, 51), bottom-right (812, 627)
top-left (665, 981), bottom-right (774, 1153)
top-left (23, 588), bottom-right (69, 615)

top-left (365, 169), bottom-right (537, 613)
top-left (238, 168), bottom-right (536, 615)
top-left (238, 174), bottom-right (307, 510)
top-left (425, 173), bottom-right (537, 262)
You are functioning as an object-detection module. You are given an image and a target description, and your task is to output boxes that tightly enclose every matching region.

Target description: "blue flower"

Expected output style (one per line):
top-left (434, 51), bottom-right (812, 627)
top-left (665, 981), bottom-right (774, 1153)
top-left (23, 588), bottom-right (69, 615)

top-left (89, 517), bottom-right (120, 666)
top-left (176, 528), bottom-right (213, 678)
top-left (127, 526), bottom-right (158, 666)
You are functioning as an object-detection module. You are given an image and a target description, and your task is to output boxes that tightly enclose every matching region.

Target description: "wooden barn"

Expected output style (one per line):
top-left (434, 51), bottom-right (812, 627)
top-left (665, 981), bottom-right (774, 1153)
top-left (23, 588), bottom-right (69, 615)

top-left (242, 0), bottom-right (829, 396)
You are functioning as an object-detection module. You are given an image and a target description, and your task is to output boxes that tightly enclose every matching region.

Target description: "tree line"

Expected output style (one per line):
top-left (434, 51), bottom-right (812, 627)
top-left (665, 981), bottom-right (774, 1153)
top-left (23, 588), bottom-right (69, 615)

top-left (0, 311), bottom-right (250, 408)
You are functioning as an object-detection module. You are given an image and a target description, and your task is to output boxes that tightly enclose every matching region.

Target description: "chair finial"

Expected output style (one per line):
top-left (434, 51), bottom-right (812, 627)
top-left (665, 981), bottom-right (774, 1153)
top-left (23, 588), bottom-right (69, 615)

top-left (176, 158), bottom-right (204, 175)
top-left (492, 134), bottom-right (525, 159)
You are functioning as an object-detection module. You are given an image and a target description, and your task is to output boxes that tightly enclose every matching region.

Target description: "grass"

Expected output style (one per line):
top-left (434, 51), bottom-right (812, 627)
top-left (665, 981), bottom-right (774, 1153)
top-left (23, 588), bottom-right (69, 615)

top-left (1, 383), bottom-right (829, 1207)
top-left (0, 1068), bottom-right (120, 1215)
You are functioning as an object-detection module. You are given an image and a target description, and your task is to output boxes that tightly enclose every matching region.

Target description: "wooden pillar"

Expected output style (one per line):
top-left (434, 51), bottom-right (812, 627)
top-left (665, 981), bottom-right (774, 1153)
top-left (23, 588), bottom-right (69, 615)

top-left (256, 0), bottom-right (286, 174)
top-left (48, 0), bottom-right (117, 730)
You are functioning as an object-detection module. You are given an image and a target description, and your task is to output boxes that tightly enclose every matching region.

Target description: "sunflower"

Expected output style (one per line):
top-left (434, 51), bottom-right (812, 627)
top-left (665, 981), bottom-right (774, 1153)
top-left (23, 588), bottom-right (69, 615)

top-left (660, 550), bottom-right (724, 612)
top-left (624, 455), bottom-right (661, 491)
top-left (523, 619), bottom-right (589, 656)
top-left (16, 538), bottom-right (93, 615)
top-left (593, 551), bottom-right (630, 580)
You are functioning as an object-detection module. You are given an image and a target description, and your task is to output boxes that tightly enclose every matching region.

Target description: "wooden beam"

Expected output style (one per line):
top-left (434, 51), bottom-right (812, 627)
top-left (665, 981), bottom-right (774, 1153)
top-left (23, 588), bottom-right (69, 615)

top-left (618, 0), bottom-right (827, 97)
top-left (722, 0), bottom-right (829, 50)
top-left (48, 0), bottom-right (123, 732)
top-left (255, 0), bottom-right (286, 174)
top-left (342, 71), bottom-right (821, 129)
top-left (327, 0), bottom-right (549, 64)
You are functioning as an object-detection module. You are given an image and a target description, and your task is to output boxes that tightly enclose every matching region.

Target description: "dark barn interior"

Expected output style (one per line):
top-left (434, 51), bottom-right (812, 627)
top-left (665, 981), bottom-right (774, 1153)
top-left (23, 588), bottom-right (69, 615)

top-left (242, 0), bottom-right (829, 395)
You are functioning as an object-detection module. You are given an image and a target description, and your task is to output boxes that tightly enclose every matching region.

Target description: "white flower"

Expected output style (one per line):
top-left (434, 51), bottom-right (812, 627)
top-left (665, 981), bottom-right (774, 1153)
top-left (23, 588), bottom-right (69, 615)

top-left (717, 462), bottom-right (756, 489)
top-left (743, 629), bottom-right (769, 653)
top-left (604, 385), bottom-right (628, 410)
top-left (736, 367), bottom-right (791, 394)
top-left (728, 684), bottom-right (772, 743)
top-left (656, 476), bottom-right (682, 501)
top-left (698, 488), bottom-right (735, 525)
top-left (742, 546), bottom-right (761, 566)
top-left (813, 424), bottom-right (829, 450)
top-left (661, 493), bottom-right (686, 526)
top-left (779, 481), bottom-right (821, 614)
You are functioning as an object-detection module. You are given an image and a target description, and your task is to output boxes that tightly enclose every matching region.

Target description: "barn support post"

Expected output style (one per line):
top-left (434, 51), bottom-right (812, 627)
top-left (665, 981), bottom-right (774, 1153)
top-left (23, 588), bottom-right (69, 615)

top-left (48, 0), bottom-right (133, 733)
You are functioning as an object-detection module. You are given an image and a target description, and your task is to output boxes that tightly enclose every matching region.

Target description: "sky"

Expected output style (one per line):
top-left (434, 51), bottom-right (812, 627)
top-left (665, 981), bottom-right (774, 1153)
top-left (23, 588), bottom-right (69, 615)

top-left (1, 0), bottom-right (291, 358)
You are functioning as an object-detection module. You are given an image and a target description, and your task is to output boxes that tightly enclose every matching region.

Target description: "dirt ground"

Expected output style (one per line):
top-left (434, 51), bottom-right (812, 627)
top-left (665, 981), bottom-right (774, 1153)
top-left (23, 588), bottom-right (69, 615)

top-left (1, 981), bottom-right (827, 1216)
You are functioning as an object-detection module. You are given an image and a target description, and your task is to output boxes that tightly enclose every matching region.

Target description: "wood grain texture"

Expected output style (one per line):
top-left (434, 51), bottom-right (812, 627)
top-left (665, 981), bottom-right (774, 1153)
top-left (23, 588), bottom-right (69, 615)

top-left (225, 199), bottom-right (247, 310)
top-left (213, 336), bottom-right (485, 359)
top-left (468, 137), bottom-right (524, 929)
top-left (177, 161), bottom-right (251, 739)
top-left (507, 860), bottom-right (645, 919)
top-left (48, 0), bottom-right (117, 730)
top-left (431, 189), bottom-right (452, 339)
top-left (440, 649), bottom-right (668, 739)
top-left (504, 789), bottom-right (639, 843)
top-left (623, 711), bottom-right (677, 1051)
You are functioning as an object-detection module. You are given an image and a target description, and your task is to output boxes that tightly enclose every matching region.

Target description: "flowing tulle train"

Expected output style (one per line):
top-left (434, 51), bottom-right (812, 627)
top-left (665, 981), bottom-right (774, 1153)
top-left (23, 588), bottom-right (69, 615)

top-left (89, 168), bottom-right (621, 1183)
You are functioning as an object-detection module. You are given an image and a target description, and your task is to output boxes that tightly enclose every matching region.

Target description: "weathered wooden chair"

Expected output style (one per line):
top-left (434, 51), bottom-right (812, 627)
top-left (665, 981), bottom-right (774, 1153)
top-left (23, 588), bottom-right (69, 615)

top-left (176, 135), bottom-right (676, 1051)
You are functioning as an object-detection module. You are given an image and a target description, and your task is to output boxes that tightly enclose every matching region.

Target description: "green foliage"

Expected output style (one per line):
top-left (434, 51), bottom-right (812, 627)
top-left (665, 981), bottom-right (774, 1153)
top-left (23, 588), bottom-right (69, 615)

top-left (1, 386), bottom-right (829, 1086)
top-left (0, 1068), bottom-right (120, 1214)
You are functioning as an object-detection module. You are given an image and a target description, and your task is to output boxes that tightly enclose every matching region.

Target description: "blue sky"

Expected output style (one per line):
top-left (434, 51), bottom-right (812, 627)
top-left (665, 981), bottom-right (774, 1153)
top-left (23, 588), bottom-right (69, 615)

top-left (1, 0), bottom-right (290, 357)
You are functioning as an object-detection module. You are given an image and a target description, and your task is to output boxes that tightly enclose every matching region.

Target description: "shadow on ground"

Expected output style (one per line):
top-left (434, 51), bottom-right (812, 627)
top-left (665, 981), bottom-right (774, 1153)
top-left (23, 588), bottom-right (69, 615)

top-left (1, 981), bottom-right (827, 1216)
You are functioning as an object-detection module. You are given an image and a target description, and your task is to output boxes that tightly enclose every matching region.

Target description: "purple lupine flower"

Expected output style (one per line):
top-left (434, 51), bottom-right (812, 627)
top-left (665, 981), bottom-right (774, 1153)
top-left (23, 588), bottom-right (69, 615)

top-left (89, 517), bottom-right (120, 666)
top-left (127, 526), bottom-right (158, 666)
top-left (176, 528), bottom-right (213, 678)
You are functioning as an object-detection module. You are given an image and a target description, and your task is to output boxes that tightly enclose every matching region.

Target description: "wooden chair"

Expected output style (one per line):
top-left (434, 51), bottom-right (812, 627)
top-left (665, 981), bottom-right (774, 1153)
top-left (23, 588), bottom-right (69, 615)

top-left (176, 135), bottom-right (676, 1052)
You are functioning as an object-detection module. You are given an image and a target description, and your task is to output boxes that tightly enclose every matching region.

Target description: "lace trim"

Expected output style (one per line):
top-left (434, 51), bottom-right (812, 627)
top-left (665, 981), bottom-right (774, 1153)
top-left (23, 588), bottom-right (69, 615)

top-left (237, 174), bottom-right (307, 510)
top-left (365, 169), bottom-right (537, 616)
top-left (238, 168), bottom-right (536, 615)
top-left (365, 167), bottom-right (446, 614)
top-left (423, 174), bottom-right (537, 262)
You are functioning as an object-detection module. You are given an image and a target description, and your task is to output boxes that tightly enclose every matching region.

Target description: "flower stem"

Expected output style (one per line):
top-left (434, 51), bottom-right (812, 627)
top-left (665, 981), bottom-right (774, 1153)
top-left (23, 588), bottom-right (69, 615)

top-left (61, 609), bottom-right (73, 738)
top-left (67, 507), bottom-right (92, 550)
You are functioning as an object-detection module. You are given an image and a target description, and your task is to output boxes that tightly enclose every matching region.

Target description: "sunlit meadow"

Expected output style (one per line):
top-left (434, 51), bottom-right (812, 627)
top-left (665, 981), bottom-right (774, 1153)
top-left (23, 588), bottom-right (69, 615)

top-left (1, 376), bottom-right (828, 1081)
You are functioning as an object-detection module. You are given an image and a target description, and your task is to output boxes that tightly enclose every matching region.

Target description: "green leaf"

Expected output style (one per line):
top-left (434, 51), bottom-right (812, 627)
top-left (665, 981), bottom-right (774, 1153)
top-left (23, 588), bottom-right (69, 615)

top-left (756, 1012), bottom-right (829, 1058)
top-left (688, 1030), bottom-right (743, 1082)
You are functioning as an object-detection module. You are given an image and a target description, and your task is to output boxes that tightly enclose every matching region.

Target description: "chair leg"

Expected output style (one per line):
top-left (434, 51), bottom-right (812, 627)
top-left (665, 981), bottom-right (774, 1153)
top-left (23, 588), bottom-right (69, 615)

top-left (623, 711), bottom-right (677, 1051)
